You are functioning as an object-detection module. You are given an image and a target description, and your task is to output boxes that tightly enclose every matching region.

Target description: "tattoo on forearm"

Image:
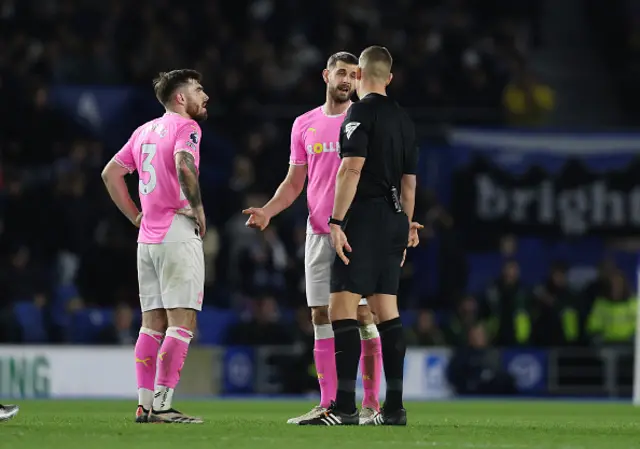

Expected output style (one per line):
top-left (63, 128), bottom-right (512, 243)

top-left (176, 152), bottom-right (203, 208)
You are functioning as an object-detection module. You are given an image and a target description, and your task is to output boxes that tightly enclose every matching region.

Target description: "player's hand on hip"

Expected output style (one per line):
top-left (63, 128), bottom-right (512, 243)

top-left (176, 207), bottom-right (195, 218)
top-left (133, 213), bottom-right (143, 228)
top-left (195, 208), bottom-right (207, 237)
top-left (408, 221), bottom-right (424, 248)
top-left (330, 224), bottom-right (352, 265)
top-left (177, 207), bottom-right (206, 237)
top-left (242, 207), bottom-right (271, 231)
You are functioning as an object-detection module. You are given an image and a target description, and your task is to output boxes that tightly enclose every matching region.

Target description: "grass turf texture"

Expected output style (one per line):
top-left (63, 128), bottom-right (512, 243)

top-left (2, 400), bottom-right (640, 449)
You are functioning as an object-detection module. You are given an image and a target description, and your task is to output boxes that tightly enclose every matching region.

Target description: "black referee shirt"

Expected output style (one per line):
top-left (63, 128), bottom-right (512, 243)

top-left (339, 93), bottom-right (418, 201)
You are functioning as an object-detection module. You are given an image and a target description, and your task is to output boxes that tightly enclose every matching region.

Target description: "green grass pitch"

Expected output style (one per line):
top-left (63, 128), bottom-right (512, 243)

top-left (3, 400), bottom-right (640, 449)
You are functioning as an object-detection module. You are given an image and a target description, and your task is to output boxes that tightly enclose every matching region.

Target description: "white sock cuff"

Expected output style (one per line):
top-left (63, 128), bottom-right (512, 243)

top-left (140, 327), bottom-right (164, 338)
top-left (165, 326), bottom-right (193, 344)
top-left (359, 323), bottom-right (379, 340)
top-left (152, 386), bottom-right (175, 412)
top-left (313, 324), bottom-right (334, 340)
top-left (138, 388), bottom-right (153, 409)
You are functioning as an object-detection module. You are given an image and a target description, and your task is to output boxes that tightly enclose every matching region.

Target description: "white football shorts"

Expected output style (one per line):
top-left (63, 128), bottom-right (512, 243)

top-left (137, 239), bottom-right (205, 312)
top-left (305, 233), bottom-right (368, 307)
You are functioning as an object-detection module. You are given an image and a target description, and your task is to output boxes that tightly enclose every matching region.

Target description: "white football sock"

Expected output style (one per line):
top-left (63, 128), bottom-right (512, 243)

top-left (153, 387), bottom-right (175, 412)
top-left (138, 388), bottom-right (153, 410)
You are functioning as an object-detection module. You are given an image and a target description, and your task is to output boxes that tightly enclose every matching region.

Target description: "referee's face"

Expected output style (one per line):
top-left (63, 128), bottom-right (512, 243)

top-left (327, 62), bottom-right (357, 103)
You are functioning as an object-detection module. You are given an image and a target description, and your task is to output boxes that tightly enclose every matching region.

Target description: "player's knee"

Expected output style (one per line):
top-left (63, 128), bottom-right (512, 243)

top-left (357, 305), bottom-right (375, 325)
top-left (311, 306), bottom-right (330, 325)
top-left (368, 295), bottom-right (399, 323)
top-left (142, 309), bottom-right (167, 333)
top-left (375, 308), bottom-right (399, 323)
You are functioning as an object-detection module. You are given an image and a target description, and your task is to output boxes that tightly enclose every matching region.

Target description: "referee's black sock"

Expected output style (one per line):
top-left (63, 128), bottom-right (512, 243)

top-left (378, 317), bottom-right (406, 412)
top-left (332, 318), bottom-right (360, 414)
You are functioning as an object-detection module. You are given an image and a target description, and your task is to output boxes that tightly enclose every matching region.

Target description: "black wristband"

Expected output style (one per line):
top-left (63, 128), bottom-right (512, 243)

top-left (328, 216), bottom-right (344, 226)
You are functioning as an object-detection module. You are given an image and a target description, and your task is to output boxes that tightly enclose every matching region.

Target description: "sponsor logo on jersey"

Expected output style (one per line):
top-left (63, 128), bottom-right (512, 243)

top-left (306, 142), bottom-right (340, 154)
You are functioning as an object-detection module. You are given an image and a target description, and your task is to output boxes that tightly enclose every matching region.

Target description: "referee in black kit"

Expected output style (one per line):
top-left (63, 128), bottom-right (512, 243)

top-left (299, 46), bottom-right (422, 427)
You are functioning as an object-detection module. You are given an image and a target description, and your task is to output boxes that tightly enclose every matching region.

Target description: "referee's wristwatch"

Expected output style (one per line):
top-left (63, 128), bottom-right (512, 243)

top-left (328, 216), bottom-right (344, 227)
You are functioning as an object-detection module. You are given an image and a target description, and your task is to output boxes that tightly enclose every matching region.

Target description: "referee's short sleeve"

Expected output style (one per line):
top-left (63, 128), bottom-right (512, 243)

top-left (403, 118), bottom-right (418, 175)
top-left (339, 102), bottom-right (370, 158)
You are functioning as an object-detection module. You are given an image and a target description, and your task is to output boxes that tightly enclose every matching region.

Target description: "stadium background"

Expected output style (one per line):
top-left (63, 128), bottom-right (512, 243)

top-left (2, 0), bottom-right (640, 402)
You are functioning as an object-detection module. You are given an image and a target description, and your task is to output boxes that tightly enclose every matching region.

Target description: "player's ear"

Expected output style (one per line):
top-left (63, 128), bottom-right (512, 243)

top-left (322, 69), bottom-right (329, 84)
top-left (386, 72), bottom-right (393, 87)
top-left (356, 67), bottom-right (362, 81)
top-left (176, 92), bottom-right (185, 105)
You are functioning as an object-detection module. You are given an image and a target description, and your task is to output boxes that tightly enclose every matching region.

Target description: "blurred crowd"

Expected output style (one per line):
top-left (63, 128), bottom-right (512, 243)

top-left (0, 0), bottom-right (632, 355)
top-left (586, 0), bottom-right (640, 123)
top-left (2, 0), bottom-right (548, 123)
top-left (221, 233), bottom-right (638, 349)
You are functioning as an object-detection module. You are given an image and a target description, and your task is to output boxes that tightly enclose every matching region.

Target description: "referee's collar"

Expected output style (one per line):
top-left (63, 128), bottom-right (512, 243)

top-left (361, 92), bottom-right (386, 100)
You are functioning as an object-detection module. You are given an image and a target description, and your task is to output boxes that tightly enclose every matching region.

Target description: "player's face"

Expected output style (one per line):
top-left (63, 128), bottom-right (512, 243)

top-left (328, 62), bottom-right (357, 103)
top-left (184, 80), bottom-right (209, 122)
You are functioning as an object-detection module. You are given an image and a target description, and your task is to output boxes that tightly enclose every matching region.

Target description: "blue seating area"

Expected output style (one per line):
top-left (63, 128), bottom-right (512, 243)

top-left (10, 236), bottom-right (637, 345)
top-left (459, 238), bottom-right (634, 297)
top-left (13, 301), bottom-right (48, 343)
top-left (69, 308), bottom-right (116, 343)
top-left (196, 308), bottom-right (239, 345)
top-left (10, 302), bottom-right (424, 345)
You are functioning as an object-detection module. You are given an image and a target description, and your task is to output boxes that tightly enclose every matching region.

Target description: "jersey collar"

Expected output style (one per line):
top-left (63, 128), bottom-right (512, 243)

top-left (321, 101), bottom-right (352, 118)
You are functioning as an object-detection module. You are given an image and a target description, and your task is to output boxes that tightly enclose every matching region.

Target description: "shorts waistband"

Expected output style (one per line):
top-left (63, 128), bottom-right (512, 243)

top-left (353, 196), bottom-right (387, 204)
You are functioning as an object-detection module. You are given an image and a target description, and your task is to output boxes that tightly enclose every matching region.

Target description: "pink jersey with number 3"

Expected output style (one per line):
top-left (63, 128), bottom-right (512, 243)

top-left (289, 105), bottom-right (349, 235)
top-left (113, 112), bottom-right (202, 244)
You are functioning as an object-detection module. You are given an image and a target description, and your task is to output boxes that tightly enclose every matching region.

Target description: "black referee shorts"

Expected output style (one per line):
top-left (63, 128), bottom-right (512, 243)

top-left (330, 198), bottom-right (409, 297)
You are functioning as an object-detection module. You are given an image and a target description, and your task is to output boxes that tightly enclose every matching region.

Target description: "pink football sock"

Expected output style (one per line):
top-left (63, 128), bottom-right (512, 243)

top-left (135, 328), bottom-right (164, 409)
top-left (156, 327), bottom-right (192, 388)
top-left (360, 325), bottom-right (382, 411)
top-left (314, 324), bottom-right (337, 408)
top-left (153, 326), bottom-right (193, 411)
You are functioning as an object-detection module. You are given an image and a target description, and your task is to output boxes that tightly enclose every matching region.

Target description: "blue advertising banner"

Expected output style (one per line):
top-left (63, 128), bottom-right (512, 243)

top-left (222, 347), bottom-right (255, 394)
top-left (424, 353), bottom-right (450, 393)
top-left (502, 349), bottom-right (548, 394)
top-left (444, 129), bottom-right (640, 241)
top-left (355, 348), bottom-right (453, 400)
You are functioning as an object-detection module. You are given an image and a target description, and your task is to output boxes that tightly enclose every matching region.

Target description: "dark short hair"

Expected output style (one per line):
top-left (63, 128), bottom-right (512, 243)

top-left (153, 69), bottom-right (202, 106)
top-left (326, 51), bottom-right (358, 69)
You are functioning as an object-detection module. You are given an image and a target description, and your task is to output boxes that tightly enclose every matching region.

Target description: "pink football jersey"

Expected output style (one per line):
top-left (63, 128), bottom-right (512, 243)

top-left (290, 105), bottom-right (349, 234)
top-left (114, 112), bottom-right (201, 243)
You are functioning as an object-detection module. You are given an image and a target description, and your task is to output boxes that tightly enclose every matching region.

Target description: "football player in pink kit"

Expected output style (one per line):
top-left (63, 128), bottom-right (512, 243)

top-left (243, 52), bottom-right (382, 424)
top-left (101, 69), bottom-right (208, 424)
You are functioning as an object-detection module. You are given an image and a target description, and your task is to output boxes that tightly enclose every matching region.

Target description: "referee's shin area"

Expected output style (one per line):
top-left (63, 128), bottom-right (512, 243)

top-left (4, 396), bottom-right (640, 449)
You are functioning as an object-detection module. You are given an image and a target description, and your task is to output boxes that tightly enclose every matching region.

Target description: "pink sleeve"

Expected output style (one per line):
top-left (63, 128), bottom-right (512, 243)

top-left (174, 123), bottom-right (201, 158)
top-left (289, 118), bottom-right (307, 165)
top-left (113, 135), bottom-right (136, 173)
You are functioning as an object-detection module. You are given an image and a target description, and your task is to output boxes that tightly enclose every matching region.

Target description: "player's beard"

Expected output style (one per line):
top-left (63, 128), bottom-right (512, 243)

top-left (187, 103), bottom-right (208, 122)
top-left (195, 109), bottom-right (208, 122)
top-left (330, 85), bottom-right (353, 104)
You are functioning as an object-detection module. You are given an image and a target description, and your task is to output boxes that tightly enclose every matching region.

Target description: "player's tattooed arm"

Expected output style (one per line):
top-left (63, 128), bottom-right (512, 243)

top-left (175, 151), bottom-right (203, 209)
top-left (175, 151), bottom-right (206, 236)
